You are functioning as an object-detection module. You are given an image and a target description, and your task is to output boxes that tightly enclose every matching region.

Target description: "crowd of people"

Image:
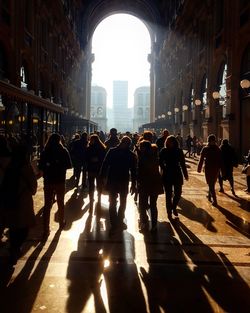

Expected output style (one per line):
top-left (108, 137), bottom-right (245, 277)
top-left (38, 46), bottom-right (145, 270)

top-left (0, 128), bottom-right (249, 265)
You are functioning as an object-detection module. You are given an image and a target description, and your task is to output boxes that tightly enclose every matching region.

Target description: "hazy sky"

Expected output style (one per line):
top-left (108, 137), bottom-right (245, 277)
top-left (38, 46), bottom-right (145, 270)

top-left (91, 14), bottom-right (151, 107)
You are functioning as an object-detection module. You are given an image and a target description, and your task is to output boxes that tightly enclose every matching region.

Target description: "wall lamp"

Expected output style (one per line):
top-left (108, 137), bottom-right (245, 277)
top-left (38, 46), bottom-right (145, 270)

top-left (182, 105), bottom-right (188, 111)
top-left (194, 99), bottom-right (201, 106)
top-left (174, 107), bottom-right (179, 113)
top-left (240, 79), bottom-right (250, 89)
top-left (240, 79), bottom-right (250, 96)
top-left (212, 91), bottom-right (229, 105)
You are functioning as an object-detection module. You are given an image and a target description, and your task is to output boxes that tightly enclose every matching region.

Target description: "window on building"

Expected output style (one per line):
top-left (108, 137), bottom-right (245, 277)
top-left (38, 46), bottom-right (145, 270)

top-left (138, 94), bottom-right (143, 106)
top-left (20, 65), bottom-right (28, 89)
top-left (201, 75), bottom-right (208, 110)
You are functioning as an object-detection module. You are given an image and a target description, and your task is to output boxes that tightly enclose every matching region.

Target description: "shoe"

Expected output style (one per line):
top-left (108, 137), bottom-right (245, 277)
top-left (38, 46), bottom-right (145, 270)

top-left (244, 189), bottom-right (250, 193)
top-left (206, 194), bottom-right (212, 202)
top-left (212, 201), bottom-right (218, 207)
top-left (231, 189), bottom-right (236, 196)
top-left (59, 220), bottom-right (66, 230)
top-left (167, 213), bottom-right (173, 220)
top-left (219, 188), bottom-right (224, 193)
top-left (121, 222), bottom-right (127, 230)
top-left (173, 208), bottom-right (178, 217)
top-left (42, 229), bottom-right (50, 242)
top-left (139, 222), bottom-right (148, 233)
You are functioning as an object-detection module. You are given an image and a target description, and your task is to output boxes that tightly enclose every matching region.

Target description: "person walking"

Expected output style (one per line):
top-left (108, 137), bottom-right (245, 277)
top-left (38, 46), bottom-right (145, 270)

top-left (69, 132), bottom-right (88, 188)
top-left (197, 134), bottom-right (222, 206)
top-left (86, 134), bottom-right (107, 206)
top-left (39, 133), bottom-right (72, 239)
top-left (159, 135), bottom-right (188, 220)
top-left (0, 142), bottom-right (37, 264)
top-left (137, 140), bottom-right (163, 232)
top-left (104, 128), bottom-right (120, 151)
top-left (100, 136), bottom-right (137, 234)
top-left (218, 139), bottom-right (238, 195)
top-left (156, 129), bottom-right (170, 151)
top-left (185, 135), bottom-right (193, 158)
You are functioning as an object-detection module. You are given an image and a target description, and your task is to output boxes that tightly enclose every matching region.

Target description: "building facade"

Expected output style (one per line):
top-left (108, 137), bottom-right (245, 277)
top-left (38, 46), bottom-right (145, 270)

top-left (90, 85), bottom-right (107, 132)
top-left (112, 80), bottom-right (132, 132)
top-left (133, 86), bottom-right (150, 132)
top-left (1, 1), bottom-right (250, 157)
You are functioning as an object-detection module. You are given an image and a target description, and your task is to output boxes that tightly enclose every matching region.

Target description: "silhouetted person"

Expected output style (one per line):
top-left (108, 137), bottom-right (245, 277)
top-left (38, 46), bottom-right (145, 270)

top-left (100, 136), bottom-right (137, 234)
top-left (218, 139), bottom-right (238, 195)
top-left (159, 135), bottom-right (188, 220)
top-left (70, 132), bottom-right (88, 188)
top-left (197, 134), bottom-right (222, 206)
top-left (1, 142), bottom-right (37, 264)
top-left (137, 140), bottom-right (163, 232)
top-left (176, 133), bottom-right (183, 149)
top-left (185, 134), bottom-right (193, 158)
top-left (0, 135), bottom-right (12, 240)
top-left (104, 128), bottom-right (120, 151)
top-left (39, 133), bottom-right (72, 240)
top-left (86, 134), bottom-right (106, 206)
top-left (156, 129), bottom-right (170, 151)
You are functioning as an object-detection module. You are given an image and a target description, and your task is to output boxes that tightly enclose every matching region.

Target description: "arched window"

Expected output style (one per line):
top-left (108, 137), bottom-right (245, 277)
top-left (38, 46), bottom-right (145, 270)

top-left (20, 65), bottom-right (28, 89)
top-left (201, 75), bottom-right (208, 110)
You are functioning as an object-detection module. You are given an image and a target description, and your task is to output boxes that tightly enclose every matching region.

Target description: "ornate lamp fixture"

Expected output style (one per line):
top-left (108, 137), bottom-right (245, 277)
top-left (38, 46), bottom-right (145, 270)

top-left (194, 99), bottom-right (201, 106)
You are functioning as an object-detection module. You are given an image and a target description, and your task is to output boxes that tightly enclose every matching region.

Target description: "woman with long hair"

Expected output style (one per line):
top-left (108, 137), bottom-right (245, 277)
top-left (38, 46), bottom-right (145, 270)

top-left (159, 135), bottom-right (188, 220)
top-left (86, 134), bottom-right (107, 206)
top-left (137, 140), bottom-right (163, 232)
top-left (39, 133), bottom-right (72, 239)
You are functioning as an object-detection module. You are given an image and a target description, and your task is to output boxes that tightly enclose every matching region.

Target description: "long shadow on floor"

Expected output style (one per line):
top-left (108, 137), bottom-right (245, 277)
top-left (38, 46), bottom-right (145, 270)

top-left (178, 197), bottom-right (217, 232)
top-left (217, 204), bottom-right (250, 239)
top-left (0, 230), bottom-right (61, 313)
top-left (63, 188), bottom-right (89, 230)
top-left (221, 191), bottom-right (250, 212)
top-left (140, 221), bottom-right (214, 313)
top-left (66, 203), bottom-right (147, 313)
top-left (171, 220), bottom-right (250, 313)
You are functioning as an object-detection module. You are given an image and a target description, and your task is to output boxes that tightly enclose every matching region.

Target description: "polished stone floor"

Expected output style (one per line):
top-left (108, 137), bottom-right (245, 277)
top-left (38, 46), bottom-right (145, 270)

top-left (0, 158), bottom-right (250, 313)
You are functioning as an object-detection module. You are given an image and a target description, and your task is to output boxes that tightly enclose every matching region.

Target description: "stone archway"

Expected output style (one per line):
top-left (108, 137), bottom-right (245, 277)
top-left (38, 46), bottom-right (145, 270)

top-left (80, 0), bottom-right (166, 125)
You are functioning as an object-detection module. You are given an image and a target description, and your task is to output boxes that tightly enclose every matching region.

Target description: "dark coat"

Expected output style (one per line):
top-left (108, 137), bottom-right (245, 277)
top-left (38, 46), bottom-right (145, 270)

top-left (100, 146), bottom-right (137, 193)
top-left (197, 144), bottom-right (222, 184)
top-left (137, 145), bottom-right (163, 195)
top-left (39, 145), bottom-right (72, 184)
top-left (86, 145), bottom-right (106, 175)
top-left (220, 143), bottom-right (238, 178)
top-left (1, 161), bottom-right (37, 229)
top-left (159, 147), bottom-right (188, 185)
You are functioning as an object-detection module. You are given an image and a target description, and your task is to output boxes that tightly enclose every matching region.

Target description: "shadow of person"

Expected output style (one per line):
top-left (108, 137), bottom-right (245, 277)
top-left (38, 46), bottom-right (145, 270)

top-left (66, 209), bottom-right (147, 313)
top-left (172, 220), bottom-right (250, 313)
top-left (61, 188), bottom-right (88, 230)
top-left (66, 211), bottom-right (107, 313)
top-left (216, 204), bottom-right (250, 239)
top-left (178, 197), bottom-right (217, 232)
top-left (222, 192), bottom-right (250, 212)
top-left (0, 230), bottom-right (61, 313)
top-left (103, 230), bottom-right (147, 313)
top-left (140, 221), bottom-right (213, 313)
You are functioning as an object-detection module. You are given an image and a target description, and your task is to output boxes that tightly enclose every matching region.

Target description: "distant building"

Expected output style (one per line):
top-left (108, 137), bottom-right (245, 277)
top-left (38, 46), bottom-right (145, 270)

top-left (133, 86), bottom-right (150, 132)
top-left (112, 81), bottom-right (132, 132)
top-left (90, 86), bottom-right (107, 132)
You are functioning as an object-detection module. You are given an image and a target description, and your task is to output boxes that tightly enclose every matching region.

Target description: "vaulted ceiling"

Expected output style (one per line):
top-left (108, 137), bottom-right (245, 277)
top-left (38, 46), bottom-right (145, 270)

top-left (79, 0), bottom-right (174, 45)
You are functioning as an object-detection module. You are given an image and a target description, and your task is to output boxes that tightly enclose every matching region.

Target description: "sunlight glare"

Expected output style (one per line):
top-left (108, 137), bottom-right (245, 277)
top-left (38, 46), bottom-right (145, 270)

top-left (92, 14), bottom-right (151, 107)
